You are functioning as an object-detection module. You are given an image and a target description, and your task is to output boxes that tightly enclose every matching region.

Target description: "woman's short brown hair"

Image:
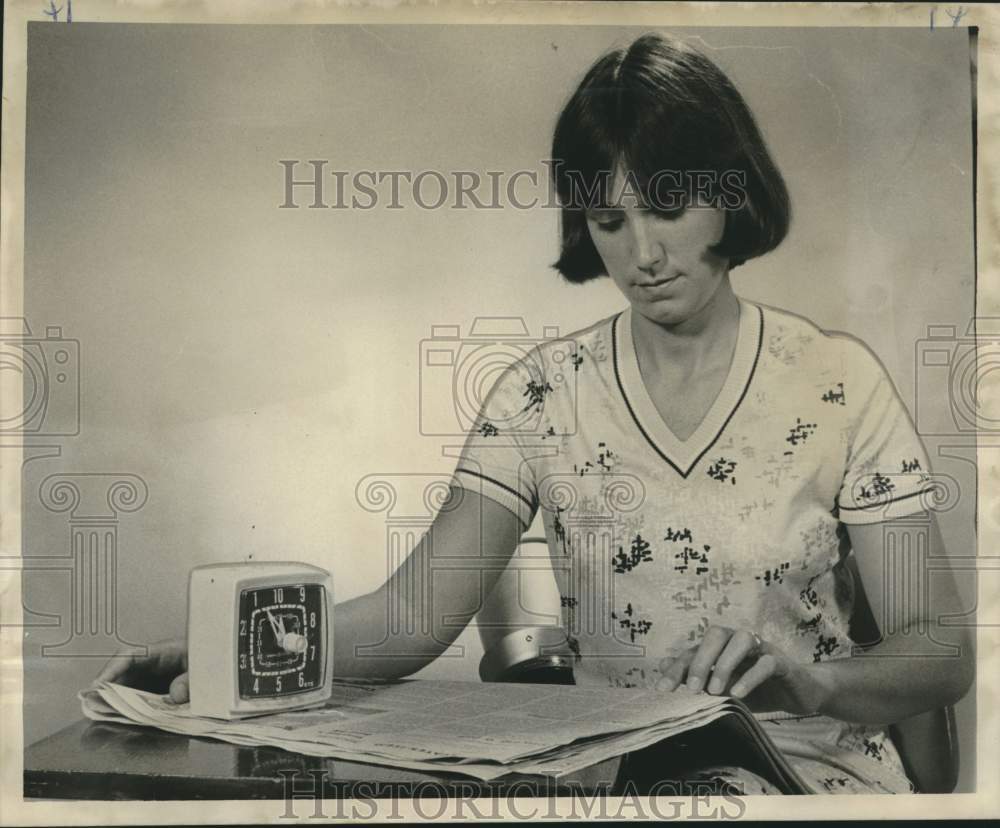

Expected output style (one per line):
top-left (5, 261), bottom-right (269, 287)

top-left (551, 33), bottom-right (791, 282)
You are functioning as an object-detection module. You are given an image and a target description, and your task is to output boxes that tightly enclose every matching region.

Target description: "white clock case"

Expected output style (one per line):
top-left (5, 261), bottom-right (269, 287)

top-left (187, 561), bottom-right (335, 719)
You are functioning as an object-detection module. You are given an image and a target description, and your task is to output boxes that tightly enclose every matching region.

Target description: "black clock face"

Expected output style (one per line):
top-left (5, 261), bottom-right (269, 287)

top-left (237, 583), bottom-right (324, 699)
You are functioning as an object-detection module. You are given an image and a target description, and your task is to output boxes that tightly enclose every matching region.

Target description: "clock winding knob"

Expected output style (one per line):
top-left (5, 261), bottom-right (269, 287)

top-left (281, 632), bottom-right (308, 654)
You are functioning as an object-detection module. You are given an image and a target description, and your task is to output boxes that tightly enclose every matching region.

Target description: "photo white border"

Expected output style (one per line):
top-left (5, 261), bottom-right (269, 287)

top-left (1, 0), bottom-right (997, 823)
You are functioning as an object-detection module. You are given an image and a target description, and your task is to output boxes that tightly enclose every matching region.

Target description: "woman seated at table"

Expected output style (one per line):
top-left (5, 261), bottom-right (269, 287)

top-left (101, 32), bottom-right (973, 795)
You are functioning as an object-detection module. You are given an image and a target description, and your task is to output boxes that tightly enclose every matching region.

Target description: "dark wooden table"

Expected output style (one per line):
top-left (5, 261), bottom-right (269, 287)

top-left (24, 720), bottom-right (623, 800)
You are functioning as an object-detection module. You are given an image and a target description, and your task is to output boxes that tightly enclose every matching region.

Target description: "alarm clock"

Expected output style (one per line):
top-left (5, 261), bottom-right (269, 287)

top-left (187, 562), bottom-right (334, 719)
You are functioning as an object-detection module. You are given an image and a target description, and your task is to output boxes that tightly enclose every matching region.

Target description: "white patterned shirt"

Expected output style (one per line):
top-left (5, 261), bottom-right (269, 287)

top-left (453, 297), bottom-right (934, 792)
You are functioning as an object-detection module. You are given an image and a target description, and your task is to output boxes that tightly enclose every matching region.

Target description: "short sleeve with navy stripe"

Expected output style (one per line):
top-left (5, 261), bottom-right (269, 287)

top-left (834, 338), bottom-right (934, 524)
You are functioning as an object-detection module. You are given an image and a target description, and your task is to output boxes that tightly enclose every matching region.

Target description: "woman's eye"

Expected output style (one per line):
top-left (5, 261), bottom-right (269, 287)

top-left (650, 205), bottom-right (686, 221)
top-left (589, 213), bottom-right (624, 231)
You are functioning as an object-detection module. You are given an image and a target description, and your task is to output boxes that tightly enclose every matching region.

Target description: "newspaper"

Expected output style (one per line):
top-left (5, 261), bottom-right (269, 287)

top-left (80, 678), bottom-right (746, 782)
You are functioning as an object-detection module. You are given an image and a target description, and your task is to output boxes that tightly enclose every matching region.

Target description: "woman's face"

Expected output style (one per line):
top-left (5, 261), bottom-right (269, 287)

top-left (586, 169), bottom-right (731, 327)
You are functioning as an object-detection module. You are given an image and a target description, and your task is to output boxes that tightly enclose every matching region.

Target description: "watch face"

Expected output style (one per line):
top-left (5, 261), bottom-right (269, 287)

top-left (237, 583), bottom-right (324, 699)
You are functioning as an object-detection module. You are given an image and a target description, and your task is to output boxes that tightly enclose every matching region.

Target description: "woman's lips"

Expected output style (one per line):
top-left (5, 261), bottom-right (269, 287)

top-left (637, 274), bottom-right (680, 289)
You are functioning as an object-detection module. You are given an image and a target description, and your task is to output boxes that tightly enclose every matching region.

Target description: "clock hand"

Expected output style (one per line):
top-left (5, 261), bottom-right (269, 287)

top-left (265, 608), bottom-right (281, 639)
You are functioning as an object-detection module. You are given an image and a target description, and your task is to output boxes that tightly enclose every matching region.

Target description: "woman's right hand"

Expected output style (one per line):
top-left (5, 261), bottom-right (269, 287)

top-left (96, 638), bottom-right (190, 703)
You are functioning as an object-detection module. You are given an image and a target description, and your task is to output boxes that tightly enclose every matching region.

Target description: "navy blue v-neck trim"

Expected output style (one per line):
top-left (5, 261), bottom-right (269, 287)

top-left (611, 304), bottom-right (764, 479)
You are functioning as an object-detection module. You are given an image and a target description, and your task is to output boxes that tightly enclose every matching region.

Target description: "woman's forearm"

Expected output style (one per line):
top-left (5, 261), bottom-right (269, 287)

top-left (332, 584), bottom-right (471, 681)
top-left (807, 625), bottom-right (974, 725)
top-left (332, 549), bottom-right (474, 681)
top-left (330, 489), bottom-right (524, 682)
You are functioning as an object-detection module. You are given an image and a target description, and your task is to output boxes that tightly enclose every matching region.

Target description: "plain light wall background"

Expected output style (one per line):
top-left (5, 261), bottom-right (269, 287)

top-left (21, 23), bottom-right (978, 789)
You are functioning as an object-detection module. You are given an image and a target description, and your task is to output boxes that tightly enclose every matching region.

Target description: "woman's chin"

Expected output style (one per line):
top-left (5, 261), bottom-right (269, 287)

top-left (632, 297), bottom-right (691, 326)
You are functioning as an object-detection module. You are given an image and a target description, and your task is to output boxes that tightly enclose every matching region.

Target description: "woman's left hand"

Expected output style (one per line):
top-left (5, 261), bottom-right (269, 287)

top-left (656, 625), bottom-right (832, 717)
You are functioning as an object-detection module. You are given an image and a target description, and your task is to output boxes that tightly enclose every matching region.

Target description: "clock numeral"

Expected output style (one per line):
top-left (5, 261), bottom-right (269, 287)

top-left (253, 678), bottom-right (260, 694)
top-left (275, 587), bottom-right (284, 603)
top-left (310, 645), bottom-right (316, 660)
top-left (240, 654), bottom-right (247, 669)
top-left (239, 620), bottom-right (247, 636)
top-left (253, 592), bottom-right (258, 607)
top-left (299, 586), bottom-right (306, 602)
top-left (310, 612), bottom-right (317, 628)
top-left (276, 676), bottom-right (282, 692)
top-left (298, 672), bottom-right (305, 688)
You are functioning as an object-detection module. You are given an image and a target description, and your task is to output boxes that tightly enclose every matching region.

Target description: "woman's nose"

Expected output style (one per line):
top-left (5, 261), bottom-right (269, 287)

top-left (631, 215), bottom-right (664, 273)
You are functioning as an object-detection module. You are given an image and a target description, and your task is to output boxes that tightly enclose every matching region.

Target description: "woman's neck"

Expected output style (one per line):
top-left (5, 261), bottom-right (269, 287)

top-left (630, 281), bottom-right (741, 377)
